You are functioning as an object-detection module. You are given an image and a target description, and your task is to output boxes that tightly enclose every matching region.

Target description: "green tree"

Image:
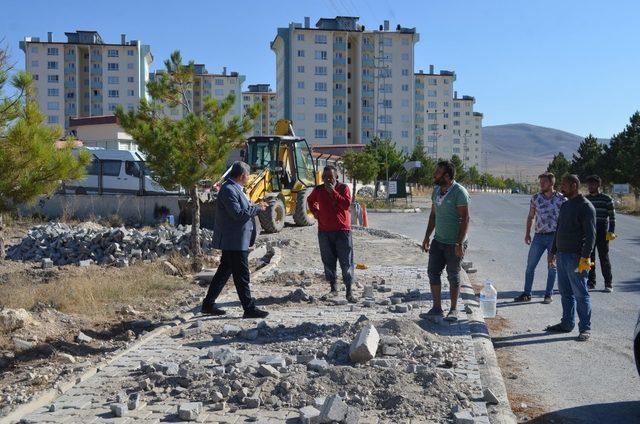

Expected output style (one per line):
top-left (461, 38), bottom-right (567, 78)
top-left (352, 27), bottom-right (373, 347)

top-left (0, 48), bottom-right (89, 257)
top-left (364, 137), bottom-right (406, 182)
top-left (115, 51), bottom-right (259, 255)
top-left (467, 166), bottom-right (480, 186)
top-left (602, 111), bottom-right (640, 201)
top-left (546, 152), bottom-right (571, 183)
top-left (342, 150), bottom-right (379, 195)
top-left (450, 155), bottom-right (467, 182)
top-left (407, 141), bottom-right (436, 186)
top-left (570, 134), bottom-right (604, 180)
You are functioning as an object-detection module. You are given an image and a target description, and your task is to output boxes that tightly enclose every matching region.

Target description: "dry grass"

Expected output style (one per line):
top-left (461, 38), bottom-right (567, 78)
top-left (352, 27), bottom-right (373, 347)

top-left (618, 194), bottom-right (640, 215)
top-left (0, 263), bottom-right (190, 320)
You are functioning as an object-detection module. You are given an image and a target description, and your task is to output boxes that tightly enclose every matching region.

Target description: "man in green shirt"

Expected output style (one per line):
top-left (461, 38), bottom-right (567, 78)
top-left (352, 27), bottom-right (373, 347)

top-left (420, 160), bottom-right (471, 322)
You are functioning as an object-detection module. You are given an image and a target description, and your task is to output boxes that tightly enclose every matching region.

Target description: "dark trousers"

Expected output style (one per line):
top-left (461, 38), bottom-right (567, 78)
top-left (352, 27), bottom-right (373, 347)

top-left (318, 230), bottom-right (354, 291)
top-left (427, 239), bottom-right (464, 287)
top-left (589, 224), bottom-right (612, 287)
top-left (203, 250), bottom-right (255, 311)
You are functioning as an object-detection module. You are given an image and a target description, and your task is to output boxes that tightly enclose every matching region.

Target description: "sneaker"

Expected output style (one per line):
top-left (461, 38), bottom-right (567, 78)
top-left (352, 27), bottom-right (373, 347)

top-left (604, 286), bottom-right (613, 293)
top-left (543, 295), bottom-right (553, 304)
top-left (201, 304), bottom-right (226, 316)
top-left (320, 289), bottom-right (339, 301)
top-left (242, 308), bottom-right (269, 319)
top-left (513, 294), bottom-right (531, 302)
top-left (577, 331), bottom-right (591, 342)
top-left (346, 293), bottom-right (357, 304)
top-left (544, 323), bottom-right (573, 333)
top-left (419, 307), bottom-right (444, 320)
top-left (444, 309), bottom-right (459, 322)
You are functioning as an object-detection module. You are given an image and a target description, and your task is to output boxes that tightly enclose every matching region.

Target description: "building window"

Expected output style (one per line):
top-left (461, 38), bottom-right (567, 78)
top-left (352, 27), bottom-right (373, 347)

top-left (315, 50), bottom-right (327, 60)
top-left (47, 115), bottom-right (59, 124)
top-left (215, 89), bottom-right (224, 96)
top-left (127, 63), bottom-right (134, 70)
top-left (127, 104), bottom-right (134, 111)
top-left (428, 101), bottom-right (437, 108)
top-left (47, 101), bottom-right (59, 110)
top-left (296, 97), bottom-right (305, 105)
top-left (108, 90), bottom-right (119, 98)
top-left (47, 47), bottom-right (59, 56)
top-left (315, 98), bottom-right (327, 107)
top-left (128, 89), bottom-right (135, 96)
top-left (47, 75), bottom-right (59, 83)
top-left (47, 88), bottom-right (59, 97)
top-left (382, 99), bottom-right (392, 108)
top-left (402, 69), bottom-right (409, 76)
top-left (443, 79), bottom-right (449, 85)
top-left (454, 120), bottom-right (460, 126)
top-left (107, 63), bottom-right (119, 71)
top-left (315, 34), bottom-right (327, 44)
top-left (315, 66), bottom-right (327, 75)
top-left (402, 130), bottom-right (409, 138)
top-left (315, 113), bottom-right (327, 123)
top-left (453, 111), bottom-right (460, 117)
top-left (295, 113), bottom-right (305, 121)
top-left (428, 124), bottom-right (438, 131)
top-left (314, 82), bottom-right (326, 91)
top-left (30, 46), bottom-right (38, 53)
top-left (402, 38), bottom-right (410, 45)
top-left (402, 84), bottom-right (409, 92)
top-left (33, 74), bottom-right (39, 80)
top-left (128, 50), bottom-right (135, 56)
top-left (454, 102), bottom-right (460, 108)
top-left (383, 37), bottom-right (392, 46)
top-left (47, 61), bottom-right (58, 69)
top-left (297, 34), bottom-right (304, 41)
top-left (127, 76), bottom-right (135, 83)
top-left (378, 115), bottom-right (392, 124)
top-left (66, 92), bottom-right (74, 99)
top-left (107, 49), bottom-right (119, 57)
top-left (315, 129), bottom-right (327, 139)
top-left (31, 60), bottom-right (39, 68)
top-left (108, 76), bottom-right (119, 84)
top-left (429, 78), bottom-right (438, 85)
top-left (297, 81), bottom-right (305, 89)
top-left (297, 50), bottom-right (305, 57)
top-left (428, 113), bottom-right (437, 119)
top-left (401, 53), bottom-right (409, 61)
top-left (297, 65), bottom-right (305, 73)
top-left (428, 90), bottom-right (437, 97)
top-left (108, 103), bottom-right (117, 111)
top-left (401, 99), bottom-right (409, 107)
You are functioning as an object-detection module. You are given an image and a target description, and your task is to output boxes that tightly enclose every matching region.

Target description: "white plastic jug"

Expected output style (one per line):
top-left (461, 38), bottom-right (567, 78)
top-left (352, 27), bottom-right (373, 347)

top-left (480, 280), bottom-right (498, 318)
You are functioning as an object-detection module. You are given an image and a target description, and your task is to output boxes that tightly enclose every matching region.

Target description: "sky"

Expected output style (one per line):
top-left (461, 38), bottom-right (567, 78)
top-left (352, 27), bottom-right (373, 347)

top-left (2, 0), bottom-right (639, 138)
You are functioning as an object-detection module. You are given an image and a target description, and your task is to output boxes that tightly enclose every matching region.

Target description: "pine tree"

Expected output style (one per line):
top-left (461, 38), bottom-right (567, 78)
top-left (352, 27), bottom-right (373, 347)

top-left (0, 48), bottom-right (90, 257)
top-left (406, 141), bottom-right (436, 186)
top-left (602, 111), bottom-right (640, 201)
top-left (450, 155), bottom-right (467, 182)
top-left (115, 51), bottom-right (259, 255)
top-left (546, 152), bottom-right (571, 183)
top-left (570, 134), bottom-right (604, 180)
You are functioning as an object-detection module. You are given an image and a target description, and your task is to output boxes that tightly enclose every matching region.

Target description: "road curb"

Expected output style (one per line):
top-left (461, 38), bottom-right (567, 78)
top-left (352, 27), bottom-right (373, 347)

top-left (459, 270), bottom-right (517, 424)
top-left (1, 247), bottom-right (283, 424)
top-left (366, 207), bottom-right (422, 213)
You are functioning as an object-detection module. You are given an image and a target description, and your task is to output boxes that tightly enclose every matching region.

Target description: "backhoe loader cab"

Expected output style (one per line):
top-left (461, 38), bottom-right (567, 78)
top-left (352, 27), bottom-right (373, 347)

top-left (241, 120), bottom-right (321, 233)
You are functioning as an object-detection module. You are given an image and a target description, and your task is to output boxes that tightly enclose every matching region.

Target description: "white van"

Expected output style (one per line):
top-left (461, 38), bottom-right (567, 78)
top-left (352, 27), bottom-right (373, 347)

top-left (63, 148), bottom-right (177, 195)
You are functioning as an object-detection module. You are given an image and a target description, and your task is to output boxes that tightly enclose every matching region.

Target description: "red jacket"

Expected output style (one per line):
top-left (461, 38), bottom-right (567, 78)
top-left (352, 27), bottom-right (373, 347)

top-left (307, 183), bottom-right (352, 232)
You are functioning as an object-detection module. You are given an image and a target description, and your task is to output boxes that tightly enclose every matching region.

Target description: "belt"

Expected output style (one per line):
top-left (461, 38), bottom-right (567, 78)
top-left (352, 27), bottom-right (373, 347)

top-left (536, 232), bottom-right (555, 236)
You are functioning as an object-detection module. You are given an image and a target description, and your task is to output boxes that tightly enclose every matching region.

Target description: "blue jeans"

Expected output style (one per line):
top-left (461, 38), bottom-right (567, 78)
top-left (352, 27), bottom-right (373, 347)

top-left (523, 233), bottom-right (557, 296)
top-left (556, 252), bottom-right (592, 332)
top-left (318, 231), bottom-right (354, 290)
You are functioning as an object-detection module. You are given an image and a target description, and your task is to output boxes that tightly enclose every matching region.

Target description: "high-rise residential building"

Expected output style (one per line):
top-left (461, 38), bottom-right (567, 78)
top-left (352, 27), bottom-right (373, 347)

top-left (271, 16), bottom-right (419, 152)
top-left (152, 65), bottom-right (244, 122)
top-left (415, 65), bottom-right (483, 170)
top-left (19, 31), bottom-right (153, 131)
top-left (242, 84), bottom-right (277, 136)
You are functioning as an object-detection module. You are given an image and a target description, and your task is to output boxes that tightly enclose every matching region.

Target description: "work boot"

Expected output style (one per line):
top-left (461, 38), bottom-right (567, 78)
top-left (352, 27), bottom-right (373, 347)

top-left (320, 284), bottom-right (339, 301)
top-left (243, 307), bottom-right (269, 319)
top-left (201, 303), bottom-right (226, 316)
top-left (345, 288), bottom-right (357, 304)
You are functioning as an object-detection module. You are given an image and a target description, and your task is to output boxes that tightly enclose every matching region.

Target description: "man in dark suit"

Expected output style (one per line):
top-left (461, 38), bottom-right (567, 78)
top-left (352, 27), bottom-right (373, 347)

top-left (201, 161), bottom-right (269, 318)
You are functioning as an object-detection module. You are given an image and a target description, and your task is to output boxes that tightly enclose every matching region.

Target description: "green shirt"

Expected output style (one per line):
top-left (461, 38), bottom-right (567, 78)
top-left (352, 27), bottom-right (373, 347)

top-left (431, 182), bottom-right (470, 245)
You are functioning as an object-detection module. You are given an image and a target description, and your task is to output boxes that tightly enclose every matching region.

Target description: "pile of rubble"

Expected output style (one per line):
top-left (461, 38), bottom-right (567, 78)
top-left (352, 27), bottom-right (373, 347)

top-left (5, 222), bottom-right (215, 267)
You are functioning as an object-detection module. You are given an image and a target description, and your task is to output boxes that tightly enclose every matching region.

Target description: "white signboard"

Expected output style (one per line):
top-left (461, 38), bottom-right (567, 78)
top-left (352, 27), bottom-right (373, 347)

top-left (613, 184), bottom-right (630, 195)
top-left (388, 180), bottom-right (398, 195)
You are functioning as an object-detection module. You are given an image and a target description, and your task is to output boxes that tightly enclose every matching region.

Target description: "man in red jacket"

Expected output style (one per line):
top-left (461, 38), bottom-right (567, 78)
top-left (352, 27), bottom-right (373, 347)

top-left (307, 165), bottom-right (356, 303)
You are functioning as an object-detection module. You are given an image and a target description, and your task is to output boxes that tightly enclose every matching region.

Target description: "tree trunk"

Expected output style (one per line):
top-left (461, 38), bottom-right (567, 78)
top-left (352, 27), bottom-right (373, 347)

top-left (352, 179), bottom-right (357, 199)
top-left (0, 213), bottom-right (5, 259)
top-left (190, 186), bottom-right (202, 256)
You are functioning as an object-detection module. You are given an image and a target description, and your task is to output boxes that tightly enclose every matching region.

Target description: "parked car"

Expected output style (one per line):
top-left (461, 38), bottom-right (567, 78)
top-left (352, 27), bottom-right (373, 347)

top-left (62, 148), bottom-right (178, 195)
top-left (511, 188), bottom-right (521, 194)
top-left (635, 311), bottom-right (640, 375)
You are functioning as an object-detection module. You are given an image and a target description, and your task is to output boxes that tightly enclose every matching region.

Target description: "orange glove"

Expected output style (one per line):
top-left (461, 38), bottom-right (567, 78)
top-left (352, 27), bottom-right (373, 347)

top-left (606, 232), bottom-right (617, 241)
top-left (576, 257), bottom-right (594, 273)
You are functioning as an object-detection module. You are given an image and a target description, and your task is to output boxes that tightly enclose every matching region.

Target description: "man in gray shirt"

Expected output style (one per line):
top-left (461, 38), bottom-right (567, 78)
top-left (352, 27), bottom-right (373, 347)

top-left (546, 174), bottom-right (596, 341)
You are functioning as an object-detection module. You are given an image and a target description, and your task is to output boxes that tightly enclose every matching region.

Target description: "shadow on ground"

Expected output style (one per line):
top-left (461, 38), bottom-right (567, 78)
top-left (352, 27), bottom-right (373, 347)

top-left (528, 400), bottom-right (640, 424)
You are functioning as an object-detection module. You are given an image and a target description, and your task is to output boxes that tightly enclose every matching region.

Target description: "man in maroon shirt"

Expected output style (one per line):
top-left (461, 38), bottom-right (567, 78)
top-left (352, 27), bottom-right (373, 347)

top-left (307, 165), bottom-right (356, 303)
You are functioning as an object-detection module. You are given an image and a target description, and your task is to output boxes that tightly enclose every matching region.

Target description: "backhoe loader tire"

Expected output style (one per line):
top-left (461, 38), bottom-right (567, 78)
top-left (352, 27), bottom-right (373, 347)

top-left (259, 198), bottom-right (286, 233)
top-left (293, 188), bottom-right (316, 227)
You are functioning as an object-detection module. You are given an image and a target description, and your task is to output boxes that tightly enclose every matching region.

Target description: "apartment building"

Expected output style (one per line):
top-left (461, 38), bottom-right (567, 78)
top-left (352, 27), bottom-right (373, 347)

top-left (19, 31), bottom-right (153, 131)
top-left (415, 66), bottom-right (483, 170)
top-left (271, 16), bottom-right (419, 152)
top-left (153, 65), bottom-right (244, 122)
top-left (242, 84), bottom-right (277, 136)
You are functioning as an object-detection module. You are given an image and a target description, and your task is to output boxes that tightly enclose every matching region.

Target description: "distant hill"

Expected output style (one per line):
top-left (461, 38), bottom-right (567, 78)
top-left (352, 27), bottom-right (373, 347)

top-left (482, 123), bottom-right (608, 180)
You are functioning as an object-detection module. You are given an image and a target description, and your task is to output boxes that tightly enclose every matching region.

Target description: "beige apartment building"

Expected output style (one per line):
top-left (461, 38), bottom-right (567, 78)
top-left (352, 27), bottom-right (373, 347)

top-left (19, 31), bottom-right (153, 131)
top-left (242, 84), bottom-right (277, 136)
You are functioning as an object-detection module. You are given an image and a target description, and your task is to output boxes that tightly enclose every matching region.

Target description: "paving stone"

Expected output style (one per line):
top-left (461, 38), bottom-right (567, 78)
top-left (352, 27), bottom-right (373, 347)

top-left (483, 388), bottom-right (499, 405)
top-left (349, 323), bottom-right (379, 363)
top-left (454, 409), bottom-right (475, 424)
top-left (178, 402), bottom-right (202, 421)
top-left (244, 396), bottom-right (261, 408)
top-left (319, 395), bottom-right (348, 423)
top-left (299, 405), bottom-right (321, 424)
top-left (257, 364), bottom-right (280, 378)
top-left (307, 358), bottom-right (329, 374)
top-left (41, 258), bottom-right (53, 269)
top-left (345, 406), bottom-right (361, 424)
top-left (222, 324), bottom-right (242, 337)
top-left (258, 355), bottom-right (286, 368)
top-left (110, 403), bottom-right (127, 417)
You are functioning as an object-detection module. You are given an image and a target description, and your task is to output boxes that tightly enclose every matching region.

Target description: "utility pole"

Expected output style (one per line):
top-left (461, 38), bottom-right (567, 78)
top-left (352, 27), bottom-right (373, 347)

top-left (374, 30), bottom-right (391, 201)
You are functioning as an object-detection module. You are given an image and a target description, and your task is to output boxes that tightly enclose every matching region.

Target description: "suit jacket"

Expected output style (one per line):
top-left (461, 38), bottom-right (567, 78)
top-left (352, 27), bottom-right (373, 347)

top-left (212, 179), bottom-right (259, 251)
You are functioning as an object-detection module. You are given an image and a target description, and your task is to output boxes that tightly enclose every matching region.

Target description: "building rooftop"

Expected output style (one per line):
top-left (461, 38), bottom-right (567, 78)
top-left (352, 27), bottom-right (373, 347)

top-left (245, 84), bottom-right (272, 93)
top-left (69, 115), bottom-right (120, 127)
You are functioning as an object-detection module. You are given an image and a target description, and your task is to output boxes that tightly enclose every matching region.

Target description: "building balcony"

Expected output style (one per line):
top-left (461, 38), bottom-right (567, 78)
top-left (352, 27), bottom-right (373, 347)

top-left (333, 73), bottom-right (346, 82)
top-left (333, 41), bottom-right (346, 50)
top-left (415, 116), bottom-right (424, 123)
top-left (64, 67), bottom-right (76, 75)
top-left (90, 68), bottom-right (102, 76)
top-left (415, 93), bottom-right (424, 100)
top-left (91, 81), bottom-right (103, 89)
top-left (362, 43), bottom-right (374, 52)
top-left (362, 89), bottom-right (374, 97)
top-left (415, 128), bottom-right (424, 136)
top-left (64, 81), bottom-right (76, 89)
top-left (362, 57), bottom-right (374, 67)
top-left (91, 95), bottom-right (103, 102)
top-left (415, 106), bottom-right (424, 112)
top-left (65, 53), bottom-right (76, 61)
top-left (90, 54), bottom-right (102, 61)
top-left (333, 88), bottom-right (346, 97)
top-left (362, 73), bottom-right (373, 82)
top-left (362, 120), bottom-right (373, 129)
top-left (333, 57), bottom-right (346, 65)
top-left (333, 135), bottom-right (346, 144)
top-left (362, 106), bottom-right (373, 114)
top-left (333, 120), bottom-right (346, 129)
top-left (415, 82), bottom-right (425, 89)
top-left (333, 104), bottom-right (346, 113)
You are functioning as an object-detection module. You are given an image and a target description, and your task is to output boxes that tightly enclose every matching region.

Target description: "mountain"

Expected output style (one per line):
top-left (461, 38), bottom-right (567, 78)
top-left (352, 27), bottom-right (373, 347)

top-left (481, 123), bottom-right (607, 180)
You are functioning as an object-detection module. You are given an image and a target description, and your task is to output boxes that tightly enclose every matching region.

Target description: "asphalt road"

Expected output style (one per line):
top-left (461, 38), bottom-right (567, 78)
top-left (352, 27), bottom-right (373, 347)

top-left (368, 193), bottom-right (640, 423)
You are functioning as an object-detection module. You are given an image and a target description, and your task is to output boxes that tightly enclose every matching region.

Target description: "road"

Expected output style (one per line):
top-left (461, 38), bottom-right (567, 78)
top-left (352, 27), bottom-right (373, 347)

top-left (368, 193), bottom-right (640, 423)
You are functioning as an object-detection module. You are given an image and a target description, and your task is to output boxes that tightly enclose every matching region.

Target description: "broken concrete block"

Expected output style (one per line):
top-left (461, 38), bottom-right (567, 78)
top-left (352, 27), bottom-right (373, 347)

top-left (483, 388), bottom-right (499, 405)
top-left (307, 358), bottom-right (329, 374)
top-left (382, 345), bottom-right (400, 356)
top-left (390, 297), bottom-right (403, 304)
top-left (349, 323), bottom-right (379, 364)
top-left (0, 308), bottom-right (32, 333)
top-left (78, 259), bottom-right (91, 267)
top-left (241, 328), bottom-right (259, 341)
top-left (127, 392), bottom-right (141, 410)
top-left (299, 405), bottom-right (321, 424)
top-left (209, 348), bottom-right (241, 366)
top-left (244, 396), bottom-right (260, 408)
top-left (257, 364), bottom-right (280, 378)
top-left (178, 402), bottom-right (202, 421)
top-left (362, 300), bottom-right (375, 307)
top-left (13, 337), bottom-right (35, 351)
top-left (116, 258), bottom-right (129, 268)
top-left (163, 362), bottom-right (179, 376)
top-left (222, 324), bottom-right (242, 337)
top-left (76, 331), bottom-right (93, 343)
top-left (110, 403), bottom-right (127, 417)
top-left (454, 410), bottom-right (475, 424)
top-left (345, 406), bottom-right (361, 424)
top-left (211, 401), bottom-right (225, 411)
top-left (395, 305), bottom-right (409, 313)
top-left (41, 258), bottom-right (53, 269)
top-left (258, 356), bottom-right (286, 368)
top-left (363, 285), bottom-right (375, 298)
top-left (319, 395), bottom-right (348, 423)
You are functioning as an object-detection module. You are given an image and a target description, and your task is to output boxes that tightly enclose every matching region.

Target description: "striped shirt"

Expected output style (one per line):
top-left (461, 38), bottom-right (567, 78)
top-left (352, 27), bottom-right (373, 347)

top-left (586, 192), bottom-right (616, 232)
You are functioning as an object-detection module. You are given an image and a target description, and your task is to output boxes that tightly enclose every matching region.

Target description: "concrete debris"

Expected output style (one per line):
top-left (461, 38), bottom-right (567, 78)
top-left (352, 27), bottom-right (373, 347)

top-left (349, 324), bottom-right (380, 363)
top-left (76, 331), bottom-right (93, 343)
top-left (454, 409), bottom-right (475, 423)
top-left (222, 324), bottom-right (242, 337)
top-left (299, 405), bottom-right (321, 424)
top-left (55, 352), bottom-right (76, 364)
top-left (0, 308), bottom-right (32, 333)
top-left (178, 402), bottom-right (202, 421)
top-left (110, 403), bottom-right (127, 417)
top-left (319, 395), bottom-right (348, 423)
top-left (307, 358), bottom-right (330, 374)
top-left (6, 222), bottom-right (216, 266)
top-left (209, 348), bottom-right (242, 366)
top-left (483, 388), bottom-right (499, 405)
top-left (257, 364), bottom-right (280, 378)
